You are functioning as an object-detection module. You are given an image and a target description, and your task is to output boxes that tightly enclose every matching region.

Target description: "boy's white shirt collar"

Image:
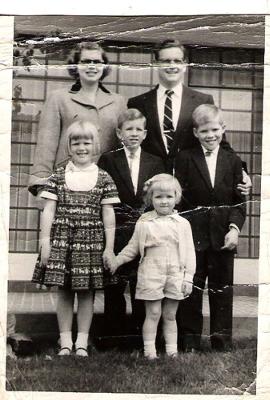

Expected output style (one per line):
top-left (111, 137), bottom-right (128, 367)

top-left (201, 144), bottom-right (220, 156)
top-left (123, 145), bottom-right (141, 158)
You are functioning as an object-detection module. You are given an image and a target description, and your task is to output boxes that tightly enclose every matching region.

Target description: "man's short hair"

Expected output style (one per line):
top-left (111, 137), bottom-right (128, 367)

top-left (154, 39), bottom-right (186, 61)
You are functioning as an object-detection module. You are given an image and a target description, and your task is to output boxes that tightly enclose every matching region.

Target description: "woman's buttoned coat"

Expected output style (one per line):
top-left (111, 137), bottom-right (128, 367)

top-left (29, 87), bottom-right (126, 193)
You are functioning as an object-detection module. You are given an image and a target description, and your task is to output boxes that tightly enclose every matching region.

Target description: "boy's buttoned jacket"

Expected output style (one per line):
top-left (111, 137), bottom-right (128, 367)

top-left (116, 210), bottom-right (196, 282)
top-left (98, 148), bottom-right (166, 252)
top-left (29, 87), bottom-right (127, 194)
top-left (175, 145), bottom-right (246, 251)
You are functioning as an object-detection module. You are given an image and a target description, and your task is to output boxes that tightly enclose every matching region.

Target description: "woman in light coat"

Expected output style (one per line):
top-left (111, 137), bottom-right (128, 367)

top-left (29, 41), bottom-right (126, 195)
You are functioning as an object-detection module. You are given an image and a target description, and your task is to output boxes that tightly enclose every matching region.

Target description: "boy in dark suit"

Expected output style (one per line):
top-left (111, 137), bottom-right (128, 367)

top-left (175, 104), bottom-right (246, 351)
top-left (98, 109), bottom-right (165, 336)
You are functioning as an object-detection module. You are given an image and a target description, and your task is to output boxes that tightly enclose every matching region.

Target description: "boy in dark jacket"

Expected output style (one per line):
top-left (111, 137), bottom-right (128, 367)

top-left (98, 109), bottom-right (165, 336)
top-left (175, 104), bottom-right (246, 351)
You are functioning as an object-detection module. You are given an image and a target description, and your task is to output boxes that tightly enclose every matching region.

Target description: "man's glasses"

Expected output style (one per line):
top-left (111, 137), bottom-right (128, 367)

top-left (79, 59), bottom-right (104, 66)
top-left (156, 59), bottom-right (186, 66)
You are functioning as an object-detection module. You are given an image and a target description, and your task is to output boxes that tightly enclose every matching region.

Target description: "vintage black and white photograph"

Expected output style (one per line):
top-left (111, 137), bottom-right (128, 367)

top-left (2, 12), bottom-right (266, 395)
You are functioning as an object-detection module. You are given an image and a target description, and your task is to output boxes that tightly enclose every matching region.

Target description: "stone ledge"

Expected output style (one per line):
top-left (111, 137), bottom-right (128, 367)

top-left (12, 313), bottom-right (257, 341)
top-left (8, 280), bottom-right (259, 296)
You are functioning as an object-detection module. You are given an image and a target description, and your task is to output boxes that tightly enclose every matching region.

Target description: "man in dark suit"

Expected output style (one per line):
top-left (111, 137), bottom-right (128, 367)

top-left (128, 40), bottom-right (216, 171)
top-left (128, 40), bottom-right (251, 196)
top-left (98, 109), bottom-right (165, 336)
top-left (175, 104), bottom-right (246, 351)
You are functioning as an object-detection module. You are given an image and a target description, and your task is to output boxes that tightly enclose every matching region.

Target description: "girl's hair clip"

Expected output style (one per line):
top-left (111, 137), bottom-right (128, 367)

top-left (143, 178), bottom-right (153, 192)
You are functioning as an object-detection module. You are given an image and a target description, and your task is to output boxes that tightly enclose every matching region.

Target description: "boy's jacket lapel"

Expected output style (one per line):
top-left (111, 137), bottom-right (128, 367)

top-left (114, 149), bottom-right (135, 196)
top-left (191, 146), bottom-right (213, 190)
top-left (214, 148), bottom-right (229, 188)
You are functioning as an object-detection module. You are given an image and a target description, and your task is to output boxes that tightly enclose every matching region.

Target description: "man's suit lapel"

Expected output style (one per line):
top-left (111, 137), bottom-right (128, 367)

top-left (172, 85), bottom-right (195, 152)
top-left (146, 87), bottom-right (167, 158)
top-left (191, 146), bottom-right (213, 191)
top-left (115, 149), bottom-right (135, 196)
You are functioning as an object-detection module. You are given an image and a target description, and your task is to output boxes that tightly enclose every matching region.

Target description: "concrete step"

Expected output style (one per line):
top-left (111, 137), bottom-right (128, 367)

top-left (8, 281), bottom-right (259, 296)
top-left (7, 291), bottom-right (258, 340)
top-left (8, 291), bottom-right (258, 317)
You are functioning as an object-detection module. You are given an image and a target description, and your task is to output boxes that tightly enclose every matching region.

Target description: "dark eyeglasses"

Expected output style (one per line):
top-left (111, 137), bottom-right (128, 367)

top-left (79, 59), bottom-right (104, 65)
top-left (157, 59), bottom-right (186, 65)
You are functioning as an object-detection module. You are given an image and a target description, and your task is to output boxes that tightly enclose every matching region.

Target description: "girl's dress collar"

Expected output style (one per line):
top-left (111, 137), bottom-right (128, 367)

top-left (66, 160), bottom-right (97, 173)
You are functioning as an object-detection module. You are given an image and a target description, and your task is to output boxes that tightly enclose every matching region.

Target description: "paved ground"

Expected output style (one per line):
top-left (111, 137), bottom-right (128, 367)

top-left (8, 291), bottom-right (258, 317)
top-left (7, 292), bottom-right (258, 339)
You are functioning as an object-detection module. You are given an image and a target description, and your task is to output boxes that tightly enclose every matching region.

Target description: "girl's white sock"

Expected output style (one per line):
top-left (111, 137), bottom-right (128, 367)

top-left (59, 331), bottom-right (73, 350)
top-left (75, 332), bottom-right (89, 350)
top-left (144, 340), bottom-right (157, 358)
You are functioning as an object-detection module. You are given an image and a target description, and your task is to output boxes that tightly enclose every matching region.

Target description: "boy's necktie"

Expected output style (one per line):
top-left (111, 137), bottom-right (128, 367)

top-left (163, 89), bottom-right (174, 152)
top-left (204, 150), bottom-right (215, 186)
top-left (128, 152), bottom-right (136, 193)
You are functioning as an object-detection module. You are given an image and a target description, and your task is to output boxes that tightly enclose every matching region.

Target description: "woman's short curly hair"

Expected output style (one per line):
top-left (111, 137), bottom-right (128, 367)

top-left (143, 173), bottom-right (182, 208)
top-left (68, 41), bottom-right (111, 82)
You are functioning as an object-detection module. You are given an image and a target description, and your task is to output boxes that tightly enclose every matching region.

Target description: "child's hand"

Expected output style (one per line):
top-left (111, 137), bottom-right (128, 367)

top-left (237, 170), bottom-right (252, 196)
top-left (109, 258), bottom-right (119, 275)
top-left (103, 249), bottom-right (115, 270)
top-left (103, 251), bottom-right (118, 275)
top-left (221, 228), bottom-right (239, 250)
top-left (40, 241), bottom-right (51, 265)
top-left (182, 280), bottom-right (193, 297)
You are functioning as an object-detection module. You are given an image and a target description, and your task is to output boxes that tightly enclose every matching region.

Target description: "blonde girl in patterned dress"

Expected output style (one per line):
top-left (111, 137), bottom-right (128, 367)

top-left (109, 174), bottom-right (196, 360)
top-left (32, 120), bottom-right (119, 357)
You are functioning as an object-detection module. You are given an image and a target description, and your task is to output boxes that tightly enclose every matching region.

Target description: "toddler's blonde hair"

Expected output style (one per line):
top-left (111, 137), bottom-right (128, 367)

top-left (143, 173), bottom-right (182, 208)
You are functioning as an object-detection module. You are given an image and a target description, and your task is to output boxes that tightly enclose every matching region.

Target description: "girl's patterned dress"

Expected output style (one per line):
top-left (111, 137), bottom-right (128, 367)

top-left (32, 164), bottom-right (119, 290)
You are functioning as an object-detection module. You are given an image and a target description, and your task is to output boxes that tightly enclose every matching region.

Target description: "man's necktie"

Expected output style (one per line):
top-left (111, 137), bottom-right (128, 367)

top-left (163, 89), bottom-right (174, 152)
top-left (205, 150), bottom-right (212, 157)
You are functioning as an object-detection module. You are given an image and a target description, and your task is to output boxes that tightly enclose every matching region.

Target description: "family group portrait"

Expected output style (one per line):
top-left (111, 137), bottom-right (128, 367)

top-left (4, 14), bottom-right (264, 395)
